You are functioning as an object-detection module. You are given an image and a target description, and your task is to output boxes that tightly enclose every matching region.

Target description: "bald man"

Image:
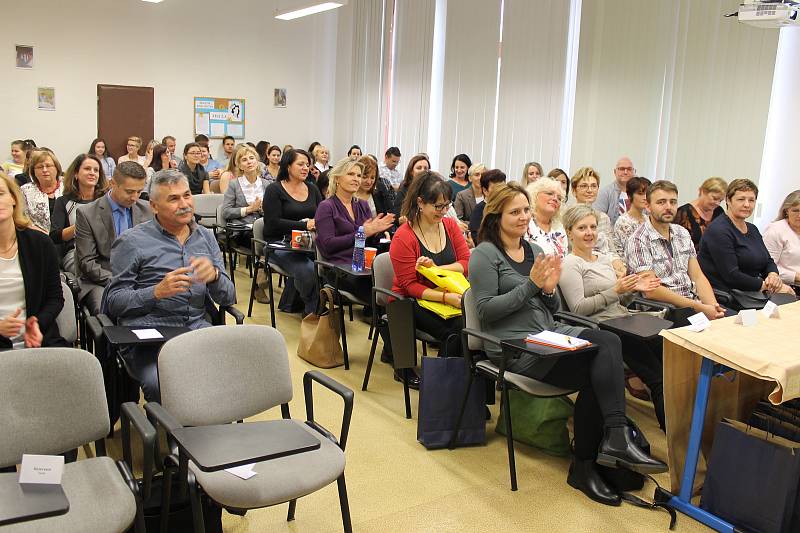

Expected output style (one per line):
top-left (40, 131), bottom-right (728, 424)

top-left (594, 156), bottom-right (636, 226)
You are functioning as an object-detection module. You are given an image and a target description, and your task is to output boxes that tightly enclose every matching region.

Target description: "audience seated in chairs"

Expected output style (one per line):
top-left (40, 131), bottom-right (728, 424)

top-left (355, 154), bottom-right (395, 222)
top-left (75, 161), bottom-right (151, 315)
top-left (593, 156), bottom-right (636, 227)
top-left (626, 180), bottom-right (726, 324)
top-left (559, 204), bottom-right (666, 431)
top-left (316, 157), bottom-right (394, 302)
top-left (0, 171), bottom-right (67, 350)
top-left (612, 176), bottom-right (651, 258)
top-left (525, 177), bottom-right (567, 258)
top-left (468, 169), bottom-right (507, 244)
top-left (698, 178), bottom-right (795, 301)
top-left (763, 190), bottom-right (800, 294)
top-left (389, 171), bottom-right (470, 363)
top-left (393, 154), bottom-right (430, 223)
top-left (102, 169), bottom-right (235, 402)
top-left (468, 182), bottom-right (666, 507)
top-left (20, 147), bottom-right (63, 232)
top-left (178, 142), bottom-right (210, 195)
top-left (262, 148), bottom-right (323, 316)
top-left (50, 153), bottom-right (108, 274)
top-left (454, 163), bottom-right (486, 223)
top-left (674, 177), bottom-right (727, 252)
top-left (572, 167), bottom-right (624, 275)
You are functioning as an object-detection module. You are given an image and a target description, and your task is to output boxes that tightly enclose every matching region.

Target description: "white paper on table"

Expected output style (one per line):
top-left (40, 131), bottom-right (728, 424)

top-left (225, 464), bottom-right (257, 480)
top-left (734, 309), bottom-right (758, 326)
top-left (18, 454), bottom-right (64, 485)
top-left (686, 312), bottom-right (711, 332)
top-left (761, 300), bottom-right (780, 318)
top-left (132, 329), bottom-right (163, 340)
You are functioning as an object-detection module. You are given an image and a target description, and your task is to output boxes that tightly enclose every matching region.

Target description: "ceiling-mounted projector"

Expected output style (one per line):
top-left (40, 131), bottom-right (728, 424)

top-left (737, 0), bottom-right (800, 27)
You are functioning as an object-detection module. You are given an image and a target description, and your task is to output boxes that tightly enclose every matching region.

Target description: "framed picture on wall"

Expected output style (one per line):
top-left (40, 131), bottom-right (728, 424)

top-left (274, 88), bottom-right (287, 108)
top-left (15, 45), bottom-right (33, 69)
top-left (37, 87), bottom-right (55, 111)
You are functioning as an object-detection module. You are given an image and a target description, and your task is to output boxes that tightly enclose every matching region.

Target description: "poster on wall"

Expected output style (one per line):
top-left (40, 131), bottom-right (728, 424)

top-left (193, 97), bottom-right (245, 139)
top-left (37, 87), bottom-right (55, 111)
top-left (274, 88), bottom-right (287, 108)
top-left (16, 45), bottom-right (33, 69)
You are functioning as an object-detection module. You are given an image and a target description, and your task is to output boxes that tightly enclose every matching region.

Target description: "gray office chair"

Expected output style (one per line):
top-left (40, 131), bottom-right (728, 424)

top-left (451, 288), bottom-right (578, 491)
top-left (192, 194), bottom-right (223, 230)
top-left (56, 279), bottom-right (78, 346)
top-left (0, 348), bottom-right (151, 532)
top-left (143, 325), bottom-right (354, 533)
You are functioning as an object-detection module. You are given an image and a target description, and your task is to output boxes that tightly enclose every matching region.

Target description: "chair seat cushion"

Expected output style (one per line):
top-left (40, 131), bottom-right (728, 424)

top-left (2, 456), bottom-right (136, 533)
top-left (266, 261), bottom-right (292, 278)
top-left (475, 360), bottom-right (575, 397)
top-left (190, 420), bottom-right (345, 509)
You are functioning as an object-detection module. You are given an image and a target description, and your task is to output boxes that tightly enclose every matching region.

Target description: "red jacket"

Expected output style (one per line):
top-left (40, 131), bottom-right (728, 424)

top-left (389, 217), bottom-right (470, 299)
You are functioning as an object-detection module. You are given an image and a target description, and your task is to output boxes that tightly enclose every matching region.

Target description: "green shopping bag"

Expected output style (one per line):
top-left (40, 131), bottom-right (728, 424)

top-left (495, 389), bottom-right (574, 456)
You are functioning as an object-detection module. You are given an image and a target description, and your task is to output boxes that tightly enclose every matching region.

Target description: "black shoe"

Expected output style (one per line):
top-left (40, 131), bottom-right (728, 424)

top-left (567, 459), bottom-right (621, 506)
top-left (394, 369), bottom-right (420, 390)
top-left (596, 426), bottom-right (668, 474)
top-left (380, 347), bottom-right (393, 365)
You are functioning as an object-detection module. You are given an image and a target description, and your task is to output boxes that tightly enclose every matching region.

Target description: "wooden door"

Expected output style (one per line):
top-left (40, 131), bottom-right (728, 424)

top-left (97, 84), bottom-right (154, 163)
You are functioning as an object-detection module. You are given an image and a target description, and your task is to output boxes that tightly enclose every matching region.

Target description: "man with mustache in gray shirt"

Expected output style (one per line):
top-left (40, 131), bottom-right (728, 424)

top-left (103, 169), bottom-right (235, 402)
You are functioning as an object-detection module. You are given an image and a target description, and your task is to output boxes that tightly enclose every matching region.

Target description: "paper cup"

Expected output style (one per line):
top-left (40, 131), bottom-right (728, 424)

top-left (364, 247), bottom-right (377, 269)
top-left (291, 229), bottom-right (302, 249)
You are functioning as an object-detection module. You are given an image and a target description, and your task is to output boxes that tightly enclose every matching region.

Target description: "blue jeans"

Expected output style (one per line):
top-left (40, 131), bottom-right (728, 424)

top-left (121, 345), bottom-right (161, 403)
top-left (270, 250), bottom-right (319, 315)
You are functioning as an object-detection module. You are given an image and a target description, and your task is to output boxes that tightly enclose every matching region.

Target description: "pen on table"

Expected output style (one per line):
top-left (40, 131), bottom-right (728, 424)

top-left (566, 336), bottom-right (574, 346)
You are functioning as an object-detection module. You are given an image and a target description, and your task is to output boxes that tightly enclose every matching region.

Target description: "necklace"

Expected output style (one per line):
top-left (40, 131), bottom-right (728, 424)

top-left (418, 221), bottom-right (442, 252)
top-left (38, 179), bottom-right (60, 196)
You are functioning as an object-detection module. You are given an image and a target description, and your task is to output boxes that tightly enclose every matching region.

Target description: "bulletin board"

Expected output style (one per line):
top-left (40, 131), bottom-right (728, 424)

top-left (193, 97), bottom-right (245, 139)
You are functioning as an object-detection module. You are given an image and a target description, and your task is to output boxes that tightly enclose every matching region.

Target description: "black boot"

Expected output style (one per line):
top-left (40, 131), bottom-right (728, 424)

top-left (567, 458), bottom-right (621, 506)
top-left (394, 368), bottom-right (420, 390)
top-left (597, 426), bottom-right (668, 474)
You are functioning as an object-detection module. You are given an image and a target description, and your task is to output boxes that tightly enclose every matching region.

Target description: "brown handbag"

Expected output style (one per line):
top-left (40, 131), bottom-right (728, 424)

top-left (297, 287), bottom-right (345, 368)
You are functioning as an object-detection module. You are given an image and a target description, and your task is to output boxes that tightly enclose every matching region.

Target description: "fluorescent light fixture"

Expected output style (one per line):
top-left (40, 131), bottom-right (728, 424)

top-left (274, 1), bottom-right (345, 20)
top-left (141, 0), bottom-right (164, 3)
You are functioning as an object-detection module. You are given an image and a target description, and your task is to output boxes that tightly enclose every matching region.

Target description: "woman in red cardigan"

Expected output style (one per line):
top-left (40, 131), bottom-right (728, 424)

top-left (390, 171), bottom-right (470, 368)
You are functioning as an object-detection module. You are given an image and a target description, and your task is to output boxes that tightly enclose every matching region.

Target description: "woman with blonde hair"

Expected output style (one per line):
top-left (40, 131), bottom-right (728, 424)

top-left (118, 136), bottom-right (146, 166)
top-left (0, 172), bottom-right (67, 349)
top-left (675, 177), bottom-right (727, 252)
top-left (216, 143), bottom-right (249, 194)
top-left (525, 177), bottom-right (567, 257)
top-left (763, 190), bottom-right (800, 291)
top-left (520, 161), bottom-right (543, 187)
top-left (20, 148), bottom-right (64, 232)
top-left (454, 163), bottom-right (486, 223)
top-left (571, 167), bottom-right (623, 272)
top-left (313, 145), bottom-right (331, 173)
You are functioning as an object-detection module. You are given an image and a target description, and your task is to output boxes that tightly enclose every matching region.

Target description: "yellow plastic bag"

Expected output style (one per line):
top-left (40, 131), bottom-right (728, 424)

top-left (417, 299), bottom-right (462, 319)
top-left (416, 266), bottom-right (470, 295)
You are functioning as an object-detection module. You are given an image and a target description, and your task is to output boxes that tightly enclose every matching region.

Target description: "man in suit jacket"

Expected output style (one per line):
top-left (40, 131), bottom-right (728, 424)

top-left (75, 161), bottom-right (152, 314)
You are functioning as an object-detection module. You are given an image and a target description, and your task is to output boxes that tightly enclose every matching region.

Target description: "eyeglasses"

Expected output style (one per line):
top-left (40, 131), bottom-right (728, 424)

top-left (34, 163), bottom-right (56, 171)
top-left (539, 190), bottom-right (563, 202)
top-left (186, 151), bottom-right (202, 156)
top-left (576, 183), bottom-right (599, 191)
top-left (616, 166), bottom-right (635, 173)
top-left (432, 202), bottom-right (452, 212)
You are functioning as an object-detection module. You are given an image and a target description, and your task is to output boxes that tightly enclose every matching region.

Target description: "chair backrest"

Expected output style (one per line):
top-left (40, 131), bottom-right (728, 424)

top-left (158, 325), bottom-right (293, 426)
top-left (215, 203), bottom-right (226, 228)
top-left (252, 217), bottom-right (265, 256)
top-left (193, 193), bottom-right (223, 228)
top-left (0, 348), bottom-right (109, 467)
top-left (462, 288), bottom-right (483, 351)
top-left (56, 280), bottom-right (77, 345)
top-left (209, 179), bottom-right (221, 194)
top-left (371, 252), bottom-right (394, 307)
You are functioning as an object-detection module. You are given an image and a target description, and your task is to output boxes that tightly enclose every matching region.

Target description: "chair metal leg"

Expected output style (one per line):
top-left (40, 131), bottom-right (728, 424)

top-left (448, 370), bottom-right (475, 449)
top-left (267, 268), bottom-right (277, 328)
top-left (160, 464), bottom-right (174, 533)
top-left (287, 498), bottom-right (297, 521)
top-left (133, 491), bottom-right (146, 533)
top-left (367, 323), bottom-right (374, 340)
top-left (362, 332), bottom-right (380, 391)
top-left (337, 474), bottom-right (353, 533)
top-left (248, 262), bottom-right (260, 317)
top-left (403, 368), bottom-right (412, 419)
top-left (500, 385), bottom-right (518, 491)
top-left (422, 341), bottom-right (428, 357)
top-left (348, 304), bottom-right (353, 322)
top-left (335, 276), bottom-right (350, 370)
top-left (187, 472), bottom-right (205, 533)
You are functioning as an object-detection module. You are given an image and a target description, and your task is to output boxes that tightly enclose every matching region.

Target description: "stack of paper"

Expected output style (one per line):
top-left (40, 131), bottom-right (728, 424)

top-left (526, 331), bottom-right (590, 350)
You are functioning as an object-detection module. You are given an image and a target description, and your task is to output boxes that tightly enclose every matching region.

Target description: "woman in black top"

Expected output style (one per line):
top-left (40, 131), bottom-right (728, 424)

top-left (698, 179), bottom-right (794, 297)
top-left (393, 154), bottom-right (430, 222)
top-left (262, 149), bottom-right (322, 316)
top-left (178, 142), bottom-right (210, 195)
top-left (50, 154), bottom-right (108, 273)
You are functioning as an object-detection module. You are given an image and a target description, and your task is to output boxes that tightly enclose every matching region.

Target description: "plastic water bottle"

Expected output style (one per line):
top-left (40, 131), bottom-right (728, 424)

top-left (352, 225), bottom-right (366, 271)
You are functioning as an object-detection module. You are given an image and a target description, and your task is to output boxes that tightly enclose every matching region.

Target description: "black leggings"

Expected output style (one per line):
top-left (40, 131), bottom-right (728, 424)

top-left (620, 336), bottom-right (665, 430)
top-left (506, 329), bottom-right (626, 460)
top-left (413, 302), bottom-right (463, 358)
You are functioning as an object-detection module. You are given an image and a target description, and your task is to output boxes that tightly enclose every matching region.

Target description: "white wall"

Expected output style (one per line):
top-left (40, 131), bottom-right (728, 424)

top-left (1, 0), bottom-right (339, 164)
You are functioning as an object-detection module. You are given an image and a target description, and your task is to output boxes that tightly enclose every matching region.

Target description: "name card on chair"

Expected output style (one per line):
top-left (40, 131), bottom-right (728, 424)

top-left (18, 455), bottom-right (64, 485)
top-left (761, 300), bottom-right (781, 319)
top-left (224, 463), bottom-right (257, 480)
top-left (734, 309), bottom-right (758, 327)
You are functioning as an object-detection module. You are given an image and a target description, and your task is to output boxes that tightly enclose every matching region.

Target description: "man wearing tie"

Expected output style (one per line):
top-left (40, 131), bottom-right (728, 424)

top-left (75, 162), bottom-right (152, 314)
top-left (594, 156), bottom-right (636, 226)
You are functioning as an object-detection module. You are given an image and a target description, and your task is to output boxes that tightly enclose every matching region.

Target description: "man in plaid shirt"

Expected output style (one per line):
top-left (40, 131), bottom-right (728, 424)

top-left (625, 180), bottom-right (726, 322)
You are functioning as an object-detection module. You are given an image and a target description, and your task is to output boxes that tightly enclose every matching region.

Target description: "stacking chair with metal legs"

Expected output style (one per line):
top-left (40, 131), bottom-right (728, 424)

top-left (140, 325), bottom-right (354, 533)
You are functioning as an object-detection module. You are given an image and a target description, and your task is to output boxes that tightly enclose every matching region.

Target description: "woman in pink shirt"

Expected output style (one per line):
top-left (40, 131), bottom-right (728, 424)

top-left (763, 190), bottom-right (800, 293)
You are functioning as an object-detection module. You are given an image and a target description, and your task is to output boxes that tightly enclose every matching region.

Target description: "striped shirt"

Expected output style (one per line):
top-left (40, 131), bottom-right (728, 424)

top-left (625, 217), bottom-right (697, 299)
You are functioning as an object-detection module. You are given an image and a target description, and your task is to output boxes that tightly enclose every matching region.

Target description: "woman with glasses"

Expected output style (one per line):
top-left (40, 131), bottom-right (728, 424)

top-left (612, 176), bottom-right (651, 258)
top-left (20, 149), bottom-right (64, 233)
top-left (118, 136), bottom-right (146, 166)
top-left (390, 172), bottom-right (470, 364)
top-left (572, 167), bottom-right (625, 276)
top-left (50, 154), bottom-right (107, 273)
top-left (178, 142), bottom-right (210, 195)
top-left (525, 177), bottom-right (567, 257)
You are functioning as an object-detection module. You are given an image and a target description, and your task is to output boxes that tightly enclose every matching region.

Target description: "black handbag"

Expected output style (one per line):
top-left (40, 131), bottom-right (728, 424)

top-left (729, 289), bottom-right (769, 310)
top-left (700, 419), bottom-right (800, 533)
top-left (417, 355), bottom-right (486, 449)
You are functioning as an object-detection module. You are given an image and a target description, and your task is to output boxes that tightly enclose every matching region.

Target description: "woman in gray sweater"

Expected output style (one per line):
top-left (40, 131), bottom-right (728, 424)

top-left (468, 183), bottom-right (666, 507)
